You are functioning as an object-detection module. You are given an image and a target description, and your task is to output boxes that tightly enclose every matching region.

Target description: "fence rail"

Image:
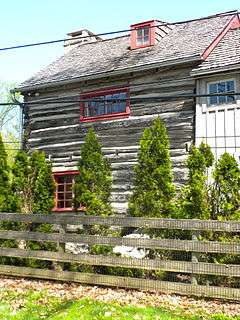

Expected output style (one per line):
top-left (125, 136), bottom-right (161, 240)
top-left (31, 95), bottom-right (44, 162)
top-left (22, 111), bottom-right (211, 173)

top-left (0, 213), bottom-right (239, 300)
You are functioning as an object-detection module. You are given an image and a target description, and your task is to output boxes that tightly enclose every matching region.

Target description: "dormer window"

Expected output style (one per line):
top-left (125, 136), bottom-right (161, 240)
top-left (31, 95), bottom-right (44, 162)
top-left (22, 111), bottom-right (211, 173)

top-left (136, 26), bottom-right (150, 46)
top-left (130, 21), bottom-right (157, 49)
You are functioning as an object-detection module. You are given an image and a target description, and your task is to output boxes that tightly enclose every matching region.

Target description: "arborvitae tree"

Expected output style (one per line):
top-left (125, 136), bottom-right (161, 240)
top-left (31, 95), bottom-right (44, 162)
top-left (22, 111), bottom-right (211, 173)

top-left (12, 150), bottom-right (55, 214)
top-left (31, 151), bottom-right (55, 214)
top-left (179, 143), bottom-right (213, 220)
top-left (128, 117), bottom-right (175, 217)
top-left (11, 150), bottom-right (56, 267)
top-left (0, 135), bottom-right (20, 267)
top-left (74, 128), bottom-right (112, 216)
top-left (0, 133), bottom-right (18, 212)
top-left (211, 153), bottom-right (240, 220)
top-left (198, 142), bottom-right (214, 168)
top-left (0, 133), bottom-right (11, 211)
top-left (12, 150), bottom-right (33, 213)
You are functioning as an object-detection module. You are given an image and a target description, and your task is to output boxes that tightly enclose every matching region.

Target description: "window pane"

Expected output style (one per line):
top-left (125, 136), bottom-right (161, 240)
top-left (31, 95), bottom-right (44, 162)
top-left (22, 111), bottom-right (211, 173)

top-left (106, 94), bottom-right (113, 114)
top-left (66, 184), bottom-right (72, 192)
top-left (116, 92), bottom-right (126, 113)
top-left (217, 82), bottom-right (226, 93)
top-left (84, 102), bottom-right (89, 117)
top-left (58, 185), bottom-right (64, 192)
top-left (143, 36), bottom-right (149, 44)
top-left (137, 28), bottom-right (142, 38)
top-left (65, 192), bottom-right (73, 200)
top-left (209, 96), bottom-right (218, 105)
top-left (58, 193), bottom-right (64, 200)
top-left (89, 101), bottom-right (97, 116)
top-left (97, 96), bottom-right (105, 115)
top-left (227, 95), bottom-right (235, 103)
top-left (226, 80), bottom-right (234, 92)
top-left (219, 95), bottom-right (226, 104)
top-left (65, 201), bottom-right (72, 208)
top-left (112, 93), bottom-right (120, 113)
top-left (143, 27), bottom-right (149, 36)
top-left (65, 176), bottom-right (72, 183)
top-left (57, 176), bottom-right (65, 183)
top-left (57, 201), bottom-right (65, 208)
top-left (209, 83), bottom-right (217, 94)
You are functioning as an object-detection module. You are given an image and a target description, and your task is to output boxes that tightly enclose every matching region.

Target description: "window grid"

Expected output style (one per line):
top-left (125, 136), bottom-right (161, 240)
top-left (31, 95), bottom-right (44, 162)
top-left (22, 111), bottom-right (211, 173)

top-left (208, 80), bottom-right (236, 106)
top-left (54, 172), bottom-right (78, 211)
top-left (136, 26), bottom-right (150, 46)
top-left (80, 88), bottom-right (130, 122)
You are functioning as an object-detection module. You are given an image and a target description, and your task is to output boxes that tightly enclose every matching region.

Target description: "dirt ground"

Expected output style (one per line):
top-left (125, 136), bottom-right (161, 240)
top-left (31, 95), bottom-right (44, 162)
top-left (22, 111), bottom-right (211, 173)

top-left (0, 276), bottom-right (239, 317)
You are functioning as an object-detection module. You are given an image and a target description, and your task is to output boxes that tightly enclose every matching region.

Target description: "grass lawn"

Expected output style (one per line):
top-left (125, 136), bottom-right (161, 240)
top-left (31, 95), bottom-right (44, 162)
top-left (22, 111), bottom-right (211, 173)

top-left (0, 289), bottom-right (239, 320)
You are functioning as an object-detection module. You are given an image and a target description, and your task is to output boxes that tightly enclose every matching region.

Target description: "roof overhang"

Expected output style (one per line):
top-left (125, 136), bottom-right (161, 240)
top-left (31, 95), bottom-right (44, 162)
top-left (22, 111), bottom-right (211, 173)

top-left (191, 63), bottom-right (240, 78)
top-left (16, 54), bottom-right (201, 93)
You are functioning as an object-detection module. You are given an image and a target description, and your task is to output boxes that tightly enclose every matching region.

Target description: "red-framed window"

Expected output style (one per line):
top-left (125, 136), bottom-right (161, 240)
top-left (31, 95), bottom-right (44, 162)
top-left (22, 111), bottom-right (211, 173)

top-left (80, 87), bottom-right (130, 122)
top-left (130, 21), bottom-right (157, 49)
top-left (53, 171), bottom-right (79, 212)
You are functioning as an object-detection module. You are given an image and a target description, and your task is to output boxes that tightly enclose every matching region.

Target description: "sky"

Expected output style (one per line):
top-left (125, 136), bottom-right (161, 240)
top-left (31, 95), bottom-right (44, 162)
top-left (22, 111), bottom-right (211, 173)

top-left (0, 0), bottom-right (239, 85)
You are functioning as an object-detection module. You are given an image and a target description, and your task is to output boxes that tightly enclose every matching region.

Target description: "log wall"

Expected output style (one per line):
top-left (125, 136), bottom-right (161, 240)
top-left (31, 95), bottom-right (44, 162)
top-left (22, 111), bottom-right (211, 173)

top-left (23, 63), bottom-right (196, 212)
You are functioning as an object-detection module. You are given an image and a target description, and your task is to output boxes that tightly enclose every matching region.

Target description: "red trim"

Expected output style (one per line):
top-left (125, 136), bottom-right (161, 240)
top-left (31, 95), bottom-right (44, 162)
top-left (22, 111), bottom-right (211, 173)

top-left (202, 14), bottom-right (240, 60)
top-left (130, 20), bottom-right (157, 49)
top-left (53, 171), bottom-right (79, 212)
top-left (81, 86), bottom-right (129, 96)
top-left (53, 170), bottom-right (79, 176)
top-left (80, 87), bottom-right (130, 122)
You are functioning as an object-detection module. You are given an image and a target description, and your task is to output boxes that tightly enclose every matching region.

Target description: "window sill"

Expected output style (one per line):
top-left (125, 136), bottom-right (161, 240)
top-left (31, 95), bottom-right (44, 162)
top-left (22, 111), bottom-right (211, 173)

top-left (207, 101), bottom-right (237, 110)
top-left (131, 43), bottom-right (154, 49)
top-left (52, 207), bottom-right (74, 212)
top-left (52, 206), bottom-right (87, 213)
top-left (80, 111), bottom-right (130, 123)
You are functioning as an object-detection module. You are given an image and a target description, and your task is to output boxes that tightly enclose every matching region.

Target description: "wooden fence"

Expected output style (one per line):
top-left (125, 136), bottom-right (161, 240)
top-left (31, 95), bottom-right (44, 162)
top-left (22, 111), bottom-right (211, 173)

top-left (0, 212), bottom-right (239, 300)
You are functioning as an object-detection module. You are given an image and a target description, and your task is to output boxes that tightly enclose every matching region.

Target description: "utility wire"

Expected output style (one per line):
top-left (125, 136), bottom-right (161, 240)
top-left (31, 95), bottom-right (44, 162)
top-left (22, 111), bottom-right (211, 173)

top-left (0, 11), bottom-right (237, 52)
top-left (11, 91), bottom-right (240, 106)
top-left (0, 91), bottom-right (238, 107)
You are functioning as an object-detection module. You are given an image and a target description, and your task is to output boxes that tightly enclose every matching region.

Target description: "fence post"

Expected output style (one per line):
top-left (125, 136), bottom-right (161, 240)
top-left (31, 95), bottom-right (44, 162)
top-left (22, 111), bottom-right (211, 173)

top-left (191, 232), bottom-right (199, 285)
top-left (53, 224), bottom-right (66, 271)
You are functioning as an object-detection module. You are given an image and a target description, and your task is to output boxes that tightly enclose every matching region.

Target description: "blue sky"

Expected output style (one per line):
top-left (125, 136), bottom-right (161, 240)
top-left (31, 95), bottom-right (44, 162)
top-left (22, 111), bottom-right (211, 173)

top-left (0, 0), bottom-right (239, 85)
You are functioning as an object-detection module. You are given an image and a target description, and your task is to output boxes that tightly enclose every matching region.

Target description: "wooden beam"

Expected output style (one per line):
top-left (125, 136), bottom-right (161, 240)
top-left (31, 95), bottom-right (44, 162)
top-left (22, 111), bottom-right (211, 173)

top-left (0, 213), bottom-right (239, 232)
top-left (0, 265), bottom-right (238, 300)
top-left (0, 247), bottom-right (239, 277)
top-left (0, 230), bottom-right (239, 254)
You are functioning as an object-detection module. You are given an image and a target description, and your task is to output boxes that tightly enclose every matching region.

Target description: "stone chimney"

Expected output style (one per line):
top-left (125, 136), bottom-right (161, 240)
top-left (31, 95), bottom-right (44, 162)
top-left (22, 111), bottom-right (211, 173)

top-left (64, 29), bottom-right (102, 53)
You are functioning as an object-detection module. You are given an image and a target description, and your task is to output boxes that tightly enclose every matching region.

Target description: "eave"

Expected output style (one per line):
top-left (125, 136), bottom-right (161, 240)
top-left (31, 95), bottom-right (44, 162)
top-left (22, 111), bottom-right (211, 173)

top-left (191, 63), bottom-right (240, 78)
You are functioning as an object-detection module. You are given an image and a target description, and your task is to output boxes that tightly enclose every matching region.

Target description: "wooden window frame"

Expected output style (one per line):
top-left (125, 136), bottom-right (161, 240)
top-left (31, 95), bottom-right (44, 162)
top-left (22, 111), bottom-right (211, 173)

top-left (207, 79), bottom-right (236, 106)
top-left (53, 171), bottom-right (79, 212)
top-left (80, 87), bottom-right (130, 122)
top-left (130, 21), bottom-right (156, 49)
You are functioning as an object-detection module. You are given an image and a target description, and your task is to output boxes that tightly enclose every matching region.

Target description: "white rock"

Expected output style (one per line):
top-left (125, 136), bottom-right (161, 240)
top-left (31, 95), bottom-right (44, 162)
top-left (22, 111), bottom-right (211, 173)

top-left (113, 233), bottom-right (150, 259)
top-left (65, 242), bottom-right (89, 255)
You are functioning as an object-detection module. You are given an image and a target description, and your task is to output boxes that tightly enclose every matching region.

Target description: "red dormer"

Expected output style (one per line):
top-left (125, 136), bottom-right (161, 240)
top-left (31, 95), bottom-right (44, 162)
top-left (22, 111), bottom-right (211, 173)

top-left (130, 20), bottom-right (158, 49)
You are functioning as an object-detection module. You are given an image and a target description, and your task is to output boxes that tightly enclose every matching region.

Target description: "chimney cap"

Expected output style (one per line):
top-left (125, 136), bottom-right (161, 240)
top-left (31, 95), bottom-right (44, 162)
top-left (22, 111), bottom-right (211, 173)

top-left (67, 29), bottom-right (102, 40)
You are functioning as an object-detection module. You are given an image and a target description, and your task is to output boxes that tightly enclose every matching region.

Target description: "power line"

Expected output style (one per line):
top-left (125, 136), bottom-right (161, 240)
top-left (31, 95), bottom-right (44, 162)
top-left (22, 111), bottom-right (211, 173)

top-left (11, 92), bottom-right (240, 106)
top-left (0, 11), bottom-right (237, 52)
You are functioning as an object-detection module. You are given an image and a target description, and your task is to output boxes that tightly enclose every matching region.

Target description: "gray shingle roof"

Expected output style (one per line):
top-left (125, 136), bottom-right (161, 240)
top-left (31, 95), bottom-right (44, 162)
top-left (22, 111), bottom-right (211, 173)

top-left (191, 28), bottom-right (240, 75)
top-left (19, 14), bottom-right (234, 90)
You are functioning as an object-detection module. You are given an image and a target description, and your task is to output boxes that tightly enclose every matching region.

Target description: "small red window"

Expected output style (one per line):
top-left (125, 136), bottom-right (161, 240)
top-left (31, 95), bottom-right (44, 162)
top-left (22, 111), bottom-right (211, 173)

top-left (53, 171), bottom-right (79, 212)
top-left (80, 87), bottom-right (130, 122)
top-left (130, 21), bottom-right (157, 49)
top-left (136, 26), bottom-right (150, 46)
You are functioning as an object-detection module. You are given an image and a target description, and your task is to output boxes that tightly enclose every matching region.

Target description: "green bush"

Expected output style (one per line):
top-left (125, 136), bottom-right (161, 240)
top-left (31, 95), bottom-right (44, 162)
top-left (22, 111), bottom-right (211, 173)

top-left (74, 128), bottom-right (112, 216)
top-left (178, 142), bottom-right (214, 220)
top-left (128, 117), bottom-right (175, 218)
